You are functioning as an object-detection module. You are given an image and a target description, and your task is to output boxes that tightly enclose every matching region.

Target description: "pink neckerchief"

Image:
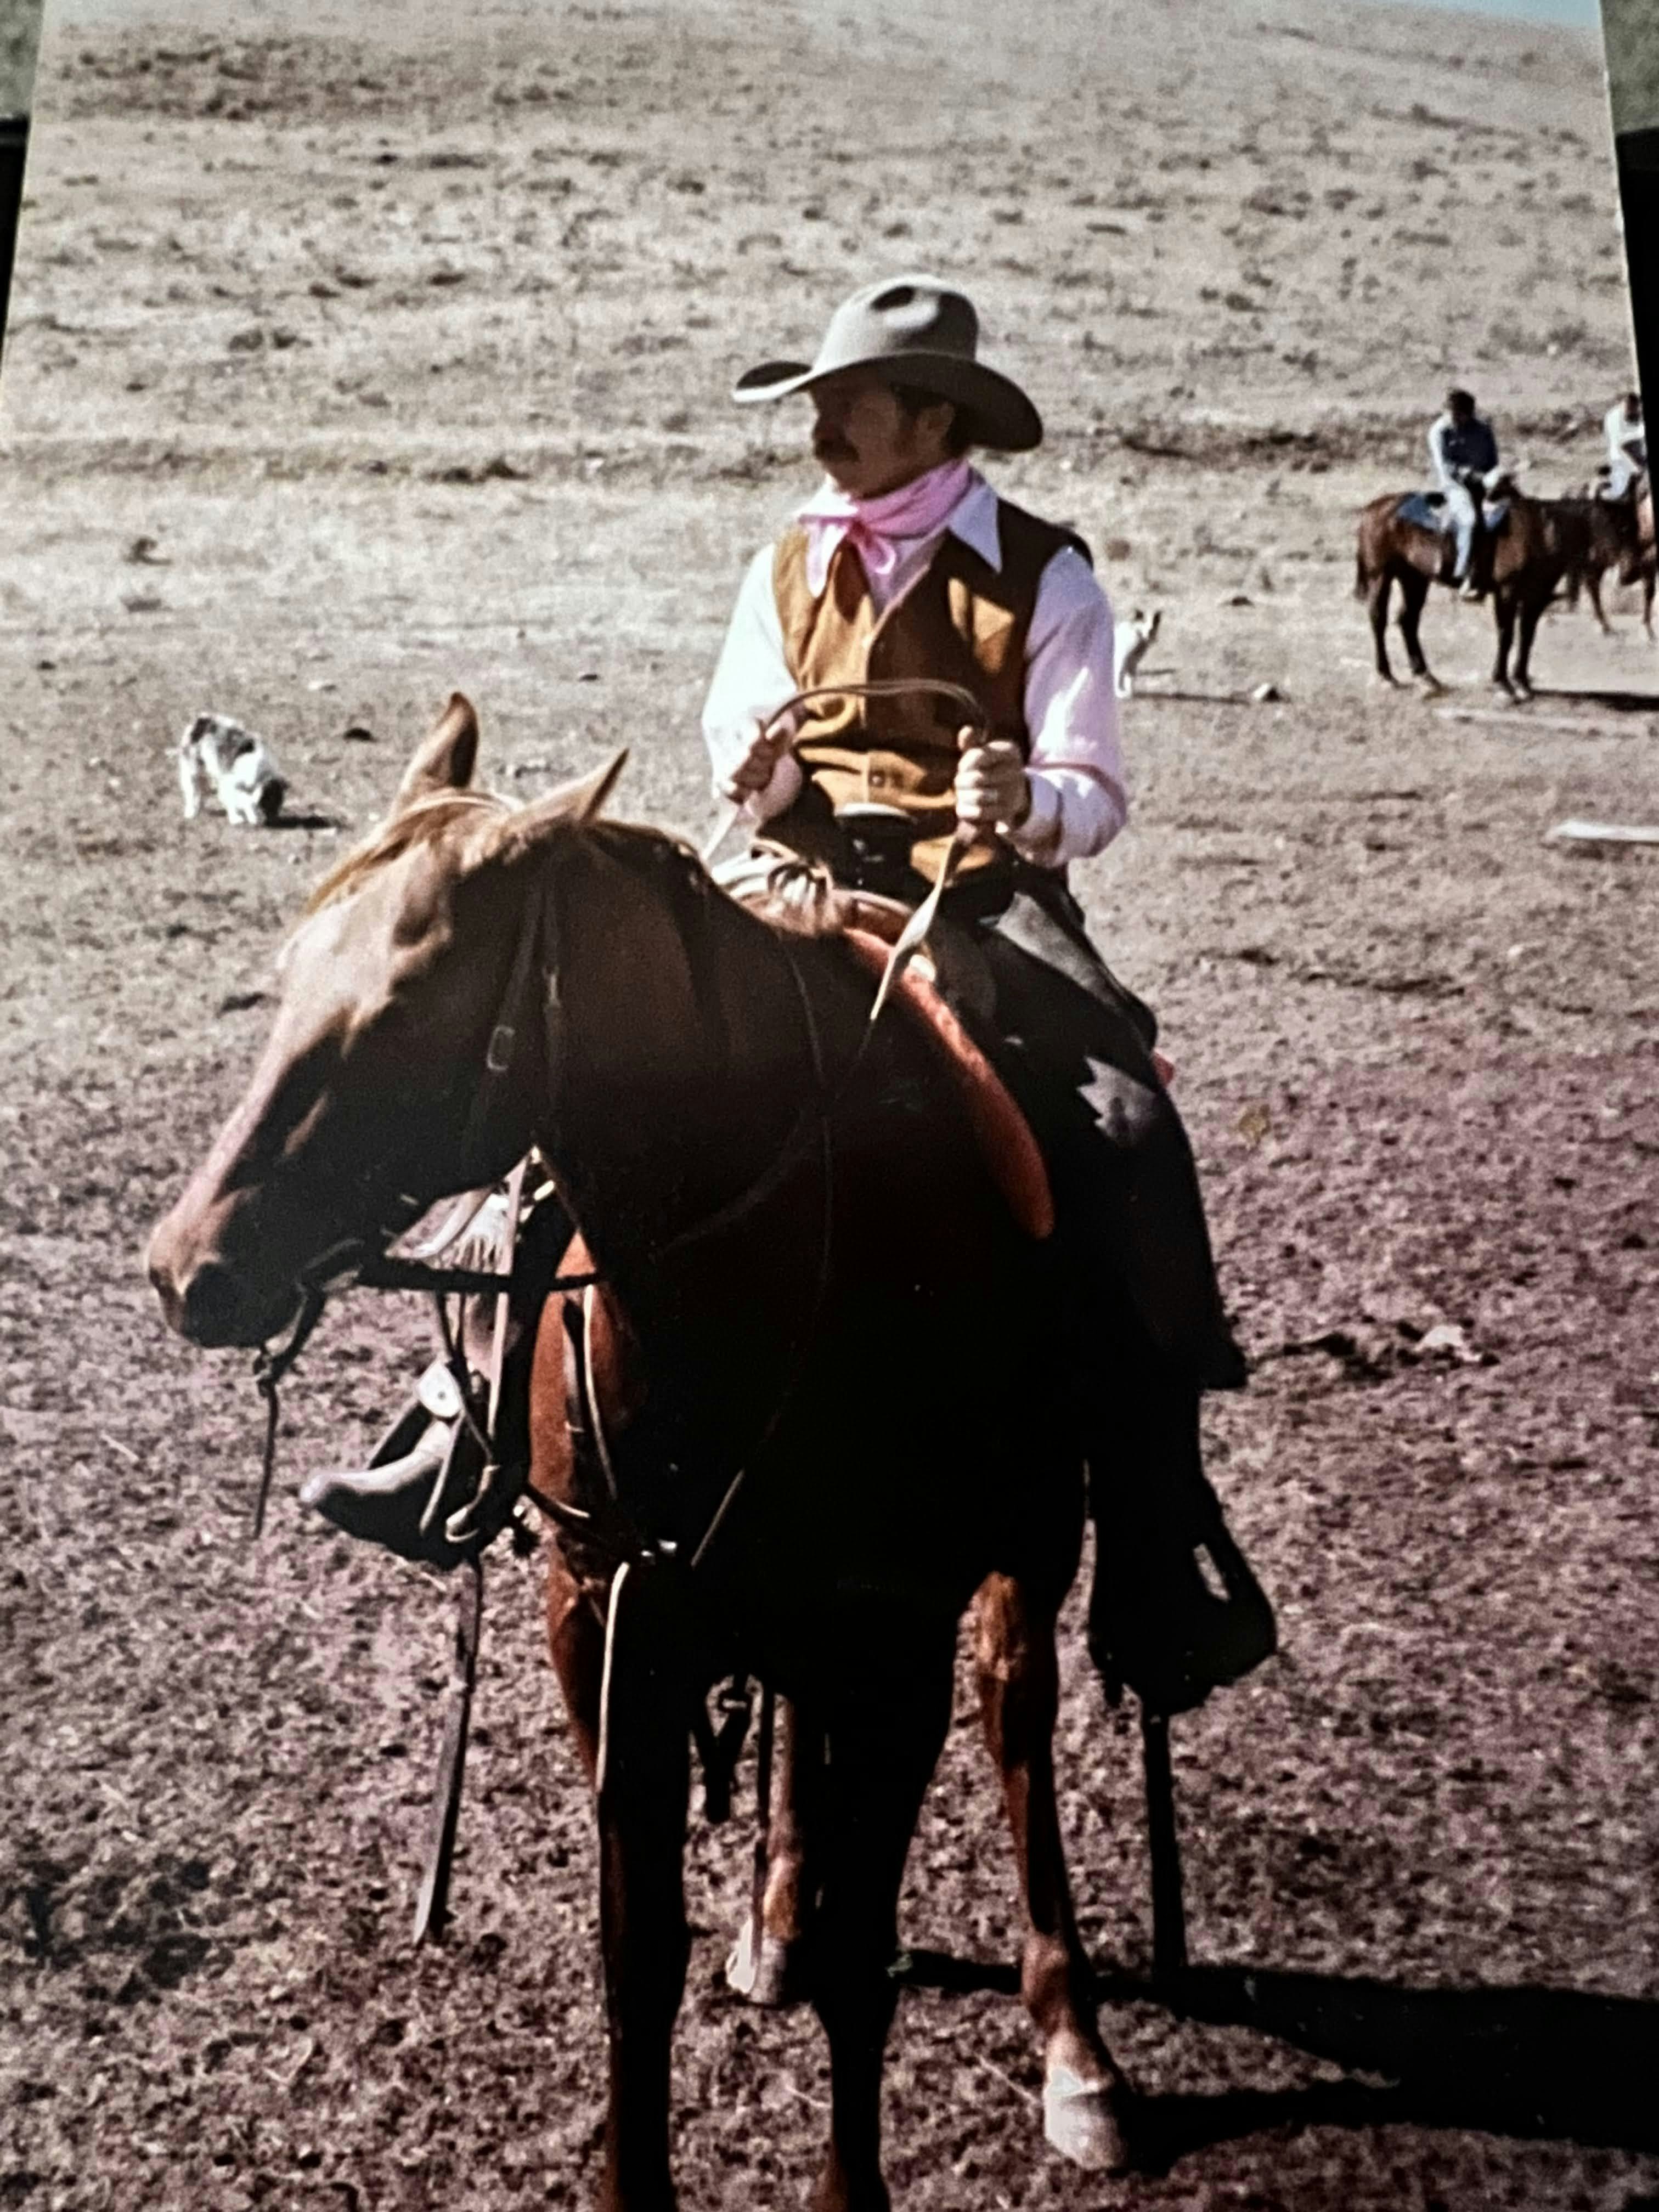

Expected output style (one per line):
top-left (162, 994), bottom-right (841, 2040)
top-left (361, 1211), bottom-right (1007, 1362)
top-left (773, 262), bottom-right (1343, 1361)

top-left (797, 458), bottom-right (977, 597)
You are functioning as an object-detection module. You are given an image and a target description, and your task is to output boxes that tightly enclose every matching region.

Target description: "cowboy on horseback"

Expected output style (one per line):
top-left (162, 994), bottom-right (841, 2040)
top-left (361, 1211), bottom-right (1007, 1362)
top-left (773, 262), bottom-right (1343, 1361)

top-left (701, 275), bottom-right (1266, 1705)
top-left (1427, 386), bottom-right (1502, 601)
top-left (706, 274), bottom-right (1242, 1405)
top-left (304, 272), bottom-right (1268, 1711)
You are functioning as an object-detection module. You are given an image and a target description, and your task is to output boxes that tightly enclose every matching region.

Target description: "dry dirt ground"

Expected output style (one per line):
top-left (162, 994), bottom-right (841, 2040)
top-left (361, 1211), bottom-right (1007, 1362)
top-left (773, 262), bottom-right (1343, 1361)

top-left (3, 1), bottom-right (1659, 2207)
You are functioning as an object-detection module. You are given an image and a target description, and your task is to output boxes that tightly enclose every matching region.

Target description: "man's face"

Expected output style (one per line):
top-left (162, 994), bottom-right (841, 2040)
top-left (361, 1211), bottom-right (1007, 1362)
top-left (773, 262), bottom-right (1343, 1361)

top-left (1451, 397), bottom-right (1474, 425)
top-left (808, 369), bottom-right (950, 499)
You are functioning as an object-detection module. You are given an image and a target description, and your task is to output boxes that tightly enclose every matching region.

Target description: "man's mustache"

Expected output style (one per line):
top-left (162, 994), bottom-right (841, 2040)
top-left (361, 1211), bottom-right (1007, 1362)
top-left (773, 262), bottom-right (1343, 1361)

top-left (814, 436), bottom-right (855, 460)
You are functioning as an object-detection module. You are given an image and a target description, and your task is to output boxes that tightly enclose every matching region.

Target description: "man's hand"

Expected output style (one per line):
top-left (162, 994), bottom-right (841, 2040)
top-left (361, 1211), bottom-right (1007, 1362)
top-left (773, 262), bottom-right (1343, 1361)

top-left (953, 728), bottom-right (1031, 835)
top-left (717, 716), bottom-right (789, 805)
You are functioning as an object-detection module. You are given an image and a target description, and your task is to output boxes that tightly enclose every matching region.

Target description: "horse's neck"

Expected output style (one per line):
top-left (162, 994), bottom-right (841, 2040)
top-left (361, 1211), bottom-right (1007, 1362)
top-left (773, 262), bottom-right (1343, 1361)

top-left (535, 833), bottom-right (821, 1280)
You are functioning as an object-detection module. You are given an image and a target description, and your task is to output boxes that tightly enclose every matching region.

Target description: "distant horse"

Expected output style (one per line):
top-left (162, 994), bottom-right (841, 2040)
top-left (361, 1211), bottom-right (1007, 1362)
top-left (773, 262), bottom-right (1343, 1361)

top-left (150, 696), bottom-right (1169, 2208)
top-left (1355, 478), bottom-right (1578, 697)
top-left (1554, 483), bottom-right (1656, 639)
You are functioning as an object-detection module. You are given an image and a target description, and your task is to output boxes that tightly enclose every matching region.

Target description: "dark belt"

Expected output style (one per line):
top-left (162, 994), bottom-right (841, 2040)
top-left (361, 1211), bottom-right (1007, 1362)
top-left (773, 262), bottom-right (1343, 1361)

top-left (770, 786), bottom-right (1015, 909)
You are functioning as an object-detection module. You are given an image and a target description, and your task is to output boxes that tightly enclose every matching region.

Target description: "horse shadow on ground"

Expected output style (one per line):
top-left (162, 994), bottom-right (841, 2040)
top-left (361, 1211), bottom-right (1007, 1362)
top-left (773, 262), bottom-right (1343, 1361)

top-left (1126, 690), bottom-right (1261, 707)
top-left (269, 809), bottom-right (348, 832)
top-left (1523, 687), bottom-right (1659, 715)
top-left (892, 1951), bottom-right (1659, 2165)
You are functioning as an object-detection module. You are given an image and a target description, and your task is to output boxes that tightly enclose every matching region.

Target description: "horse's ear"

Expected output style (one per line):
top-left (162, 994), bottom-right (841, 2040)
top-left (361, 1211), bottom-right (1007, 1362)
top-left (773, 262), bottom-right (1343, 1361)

top-left (511, 747), bottom-right (630, 843)
top-left (569, 747), bottom-right (629, 823)
top-left (394, 693), bottom-right (479, 811)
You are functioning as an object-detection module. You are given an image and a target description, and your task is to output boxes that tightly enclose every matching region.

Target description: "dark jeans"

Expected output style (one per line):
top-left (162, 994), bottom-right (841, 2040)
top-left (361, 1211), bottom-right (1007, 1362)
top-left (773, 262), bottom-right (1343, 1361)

top-left (749, 825), bottom-right (1268, 1707)
top-left (759, 791), bottom-right (1241, 1388)
top-left (948, 874), bottom-right (1243, 1393)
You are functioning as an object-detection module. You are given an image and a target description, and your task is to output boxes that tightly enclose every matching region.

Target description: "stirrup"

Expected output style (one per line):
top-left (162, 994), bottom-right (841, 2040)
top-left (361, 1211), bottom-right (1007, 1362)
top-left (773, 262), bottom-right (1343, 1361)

top-left (300, 1372), bottom-right (518, 1571)
top-left (1088, 1498), bottom-right (1278, 1717)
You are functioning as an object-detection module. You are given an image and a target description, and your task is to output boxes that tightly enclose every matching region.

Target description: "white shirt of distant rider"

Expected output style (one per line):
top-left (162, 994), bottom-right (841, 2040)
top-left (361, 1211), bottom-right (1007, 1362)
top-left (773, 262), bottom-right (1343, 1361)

top-left (702, 470), bottom-right (1128, 875)
top-left (1605, 399), bottom-right (1646, 470)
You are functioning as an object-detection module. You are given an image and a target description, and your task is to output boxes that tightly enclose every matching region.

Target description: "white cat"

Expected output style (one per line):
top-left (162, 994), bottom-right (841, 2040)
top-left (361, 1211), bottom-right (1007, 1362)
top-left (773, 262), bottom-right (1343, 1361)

top-left (177, 713), bottom-right (286, 826)
top-left (1113, 607), bottom-right (1162, 699)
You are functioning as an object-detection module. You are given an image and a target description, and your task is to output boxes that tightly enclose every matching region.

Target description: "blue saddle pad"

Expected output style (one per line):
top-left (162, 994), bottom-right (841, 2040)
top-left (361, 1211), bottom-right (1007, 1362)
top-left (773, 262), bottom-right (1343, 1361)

top-left (1396, 491), bottom-right (1448, 532)
top-left (1394, 490), bottom-right (1509, 533)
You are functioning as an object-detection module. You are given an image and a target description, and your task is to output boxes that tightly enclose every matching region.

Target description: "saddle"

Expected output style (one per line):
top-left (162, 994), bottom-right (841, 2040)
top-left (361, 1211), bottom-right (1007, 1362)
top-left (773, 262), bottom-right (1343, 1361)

top-left (715, 841), bottom-right (1053, 1242)
top-left (1395, 488), bottom-right (1510, 535)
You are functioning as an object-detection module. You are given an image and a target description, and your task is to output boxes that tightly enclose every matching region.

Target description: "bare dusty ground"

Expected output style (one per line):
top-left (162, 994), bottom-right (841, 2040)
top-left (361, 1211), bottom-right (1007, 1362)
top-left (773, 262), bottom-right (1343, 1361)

top-left (3, 2), bottom-right (1659, 2207)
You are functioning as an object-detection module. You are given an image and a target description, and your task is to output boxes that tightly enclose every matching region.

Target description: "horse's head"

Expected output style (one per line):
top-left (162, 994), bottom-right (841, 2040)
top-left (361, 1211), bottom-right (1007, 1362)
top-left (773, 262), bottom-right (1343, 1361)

top-left (147, 695), bottom-right (624, 1348)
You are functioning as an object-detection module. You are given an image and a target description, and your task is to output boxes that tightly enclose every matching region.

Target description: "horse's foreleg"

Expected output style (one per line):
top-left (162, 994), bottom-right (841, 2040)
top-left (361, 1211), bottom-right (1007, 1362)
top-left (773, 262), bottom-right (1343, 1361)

top-left (1491, 590), bottom-right (1518, 694)
top-left (1366, 571), bottom-right (1395, 682)
top-left (973, 1574), bottom-right (1127, 2172)
top-left (809, 1647), bottom-right (953, 2212)
top-left (1397, 570), bottom-right (1436, 686)
top-left (1644, 569), bottom-right (1655, 641)
top-left (594, 1611), bottom-right (691, 2212)
top-left (761, 1697), bottom-right (820, 1999)
top-left (1586, 568), bottom-right (1612, 635)
top-left (725, 1692), bottom-right (821, 2006)
top-left (1513, 595), bottom-right (1544, 698)
top-left (549, 1554), bottom-right (690, 2212)
top-left (536, 1307), bottom-right (688, 2211)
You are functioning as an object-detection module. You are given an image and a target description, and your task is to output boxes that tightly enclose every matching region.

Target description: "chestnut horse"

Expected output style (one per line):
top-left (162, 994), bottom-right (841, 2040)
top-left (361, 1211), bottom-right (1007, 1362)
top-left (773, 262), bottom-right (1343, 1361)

top-left (1356, 479), bottom-right (1579, 697)
top-left (149, 698), bottom-right (1133, 2209)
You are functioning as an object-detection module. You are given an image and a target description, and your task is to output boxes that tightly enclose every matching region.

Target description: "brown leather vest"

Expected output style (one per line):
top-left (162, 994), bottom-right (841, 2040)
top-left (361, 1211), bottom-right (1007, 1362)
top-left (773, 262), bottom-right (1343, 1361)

top-left (770, 499), bottom-right (1088, 881)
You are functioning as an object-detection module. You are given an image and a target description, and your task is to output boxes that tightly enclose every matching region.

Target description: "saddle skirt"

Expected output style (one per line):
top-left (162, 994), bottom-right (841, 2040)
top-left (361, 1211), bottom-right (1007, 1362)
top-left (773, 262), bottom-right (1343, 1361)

top-left (840, 928), bottom-right (1054, 1241)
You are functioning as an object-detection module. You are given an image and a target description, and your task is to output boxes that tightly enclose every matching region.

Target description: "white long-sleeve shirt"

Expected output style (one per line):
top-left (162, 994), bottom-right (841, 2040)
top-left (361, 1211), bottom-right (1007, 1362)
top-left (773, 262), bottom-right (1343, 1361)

top-left (701, 472), bottom-right (1127, 871)
top-left (1605, 400), bottom-right (1646, 476)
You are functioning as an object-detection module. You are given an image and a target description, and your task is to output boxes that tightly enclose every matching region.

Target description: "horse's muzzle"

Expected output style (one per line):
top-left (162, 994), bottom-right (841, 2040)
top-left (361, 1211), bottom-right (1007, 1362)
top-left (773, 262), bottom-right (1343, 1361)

top-left (146, 1221), bottom-right (298, 1349)
top-left (148, 1248), bottom-right (244, 1346)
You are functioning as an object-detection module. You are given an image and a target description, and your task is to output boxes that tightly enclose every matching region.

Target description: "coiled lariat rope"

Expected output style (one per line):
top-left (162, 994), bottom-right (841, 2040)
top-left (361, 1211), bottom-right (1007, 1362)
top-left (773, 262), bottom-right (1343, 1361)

top-left (701, 677), bottom-right (992, 1020)
top-left (699, 677), bottom-right (990, 865)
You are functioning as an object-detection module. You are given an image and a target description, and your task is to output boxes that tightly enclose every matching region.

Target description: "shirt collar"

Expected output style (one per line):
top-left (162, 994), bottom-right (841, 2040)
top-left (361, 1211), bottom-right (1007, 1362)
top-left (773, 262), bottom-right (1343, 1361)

top-left (941, 471), bottom-right (1002, 570)
top-left (793, 467), bottom-right (1003, 599)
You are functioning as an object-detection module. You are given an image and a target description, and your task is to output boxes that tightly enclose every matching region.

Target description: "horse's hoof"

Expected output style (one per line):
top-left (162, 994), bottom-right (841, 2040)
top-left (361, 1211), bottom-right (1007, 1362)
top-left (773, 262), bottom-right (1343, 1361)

top-left (1369, 671), bottom-right (1398, 689)
top-left (724, 1915), bottom-right (811, 2008)
top-left (1043, 2066), bottom-right (1131, 2173)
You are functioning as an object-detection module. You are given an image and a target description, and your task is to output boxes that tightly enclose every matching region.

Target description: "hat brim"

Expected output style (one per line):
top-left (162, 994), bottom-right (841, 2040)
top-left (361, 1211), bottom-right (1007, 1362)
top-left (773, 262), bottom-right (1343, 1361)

top-left (733, 348), bottom-right (1042, 453)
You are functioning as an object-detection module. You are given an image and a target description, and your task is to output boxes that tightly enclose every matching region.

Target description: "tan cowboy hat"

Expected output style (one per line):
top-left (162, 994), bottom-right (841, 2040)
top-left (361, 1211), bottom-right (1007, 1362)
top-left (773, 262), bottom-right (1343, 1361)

top-left (733, 274), bottom-right (1043, 453)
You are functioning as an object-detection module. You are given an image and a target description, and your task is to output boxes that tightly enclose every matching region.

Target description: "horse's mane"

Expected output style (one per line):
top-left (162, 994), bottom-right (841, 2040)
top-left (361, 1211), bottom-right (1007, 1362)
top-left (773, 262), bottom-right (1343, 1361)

top-left (292, 773), bottom-right (839, 995)
top-left (301, 788), bottom-right (512, 917)
top-left (300, 738), bottom-right (648, 928)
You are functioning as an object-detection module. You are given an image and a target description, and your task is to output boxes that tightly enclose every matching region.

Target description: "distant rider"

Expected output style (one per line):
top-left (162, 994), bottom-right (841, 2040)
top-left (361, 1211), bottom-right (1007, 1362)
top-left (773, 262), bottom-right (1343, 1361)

top-left (1427, 387), bottom-right (1500, 601)
top-left (1603, 390), bottom-right (1646, 500)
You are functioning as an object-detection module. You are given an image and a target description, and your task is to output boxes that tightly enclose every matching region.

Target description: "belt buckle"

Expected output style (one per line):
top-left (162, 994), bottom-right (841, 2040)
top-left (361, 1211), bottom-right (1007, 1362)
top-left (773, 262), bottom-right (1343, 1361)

top-left (836, 803), bottom-right (915, 898)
